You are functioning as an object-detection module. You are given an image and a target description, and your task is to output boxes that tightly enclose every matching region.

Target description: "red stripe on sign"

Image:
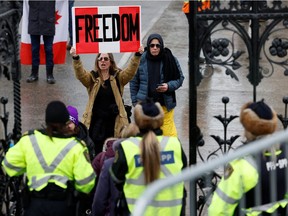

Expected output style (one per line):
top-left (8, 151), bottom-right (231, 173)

top-left (75, 7), bottom-right (99, 54)
top-left (20, 42), bottom-right (66, 65)
top-left (119, 6), bottom-right (140, 52)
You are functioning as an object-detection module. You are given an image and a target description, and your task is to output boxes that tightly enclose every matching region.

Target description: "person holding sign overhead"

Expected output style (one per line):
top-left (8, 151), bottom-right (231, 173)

top-left (70, 45), bottom-right (144, 156)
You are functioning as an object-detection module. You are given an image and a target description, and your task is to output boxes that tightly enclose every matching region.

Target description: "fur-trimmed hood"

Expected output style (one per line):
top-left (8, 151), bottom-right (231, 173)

top-left (134, 102), bottom-right (164, 130)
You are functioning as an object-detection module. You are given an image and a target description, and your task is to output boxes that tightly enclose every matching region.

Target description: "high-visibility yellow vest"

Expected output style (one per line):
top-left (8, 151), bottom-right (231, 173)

top-left (243, 197), bottom-right (288, 216)
top-left (2, 130), bottom-right (96, 194)
top-left (208, 156), bottom-right (259, 215)
top-left (121, 136), bottom-right (184, 215)
top-left (182, 0), bottom-right (211, 14)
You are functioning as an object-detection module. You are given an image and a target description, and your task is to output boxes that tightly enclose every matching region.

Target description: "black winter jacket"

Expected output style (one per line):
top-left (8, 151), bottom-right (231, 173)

top-left (28, 0), bottom-right (56, 36)
top-left (78, 122), bottom-right (96, 161)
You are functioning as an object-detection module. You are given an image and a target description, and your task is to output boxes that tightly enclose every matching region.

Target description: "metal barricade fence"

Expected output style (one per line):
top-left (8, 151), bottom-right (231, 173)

top-left (132, 129), bottom-right (288, 216)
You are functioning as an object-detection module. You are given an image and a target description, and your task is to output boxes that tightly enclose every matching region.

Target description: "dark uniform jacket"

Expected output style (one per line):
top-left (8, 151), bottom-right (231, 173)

top-left (239, 145), bottom-right (288, 215)
top-left (28, 0), bottom-right (56, 36)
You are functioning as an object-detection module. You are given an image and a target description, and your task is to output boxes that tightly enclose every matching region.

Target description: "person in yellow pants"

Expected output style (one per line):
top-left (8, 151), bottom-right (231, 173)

top-left (130, 33), bottom-right (185, 137)
top-left (161, 106), bottom-right (177, 137)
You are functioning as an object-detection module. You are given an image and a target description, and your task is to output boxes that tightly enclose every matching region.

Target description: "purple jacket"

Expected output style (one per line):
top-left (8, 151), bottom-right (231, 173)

top-left (92, 158), bottom-right (119, 216)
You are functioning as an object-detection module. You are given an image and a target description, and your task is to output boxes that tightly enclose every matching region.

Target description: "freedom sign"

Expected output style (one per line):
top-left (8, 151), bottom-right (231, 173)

top-left (72, 6), bottom-right (141, 54)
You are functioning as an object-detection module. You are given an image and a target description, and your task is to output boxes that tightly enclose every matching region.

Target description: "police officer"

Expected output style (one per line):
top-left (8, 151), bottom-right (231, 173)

top-left (2, 100), bottom-right (96, 216)
top-left (110, 100), bottom-right (187, 215)
top-left (208, 100), bottom-right (288, 215)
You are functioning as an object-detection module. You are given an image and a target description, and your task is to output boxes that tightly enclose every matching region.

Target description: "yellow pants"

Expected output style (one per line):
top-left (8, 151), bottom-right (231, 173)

top-left (161, 106), bottom-right (177, 137)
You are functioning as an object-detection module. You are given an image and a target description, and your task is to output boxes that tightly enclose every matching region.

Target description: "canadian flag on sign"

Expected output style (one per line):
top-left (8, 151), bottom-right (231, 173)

top-left (20, 0), bottom-right (68, 65)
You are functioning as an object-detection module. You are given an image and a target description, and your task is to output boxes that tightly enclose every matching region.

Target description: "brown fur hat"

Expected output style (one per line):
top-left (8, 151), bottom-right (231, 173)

top-left (240, 100), bottom-right (278, 140)
top-left (134, 101), bottom-right (164, 130)
top-left (120, 123), bottom-right (140, 138)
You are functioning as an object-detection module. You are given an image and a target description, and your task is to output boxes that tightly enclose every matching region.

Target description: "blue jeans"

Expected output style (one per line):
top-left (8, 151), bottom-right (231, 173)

top-left (68, 0), bottom-right (75, 46)
top-left (30, 35), bottom-right (54, 71)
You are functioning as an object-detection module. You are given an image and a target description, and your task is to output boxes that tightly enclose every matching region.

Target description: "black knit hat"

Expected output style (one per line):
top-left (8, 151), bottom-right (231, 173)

top-left (240, 99), bottom-right (277, 140)
top-left (45, 101), bottom-right (70, 124)
top-left (247, 100), bottom-right (273, 120)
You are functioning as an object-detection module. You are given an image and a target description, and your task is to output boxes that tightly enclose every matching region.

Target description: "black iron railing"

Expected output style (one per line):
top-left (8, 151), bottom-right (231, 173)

top-left (0, 1), bottom-right (23, 215)
top-left (187, 1), bottom-right (288, 214)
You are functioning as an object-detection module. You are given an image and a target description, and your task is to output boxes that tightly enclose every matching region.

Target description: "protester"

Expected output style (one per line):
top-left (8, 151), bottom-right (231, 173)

top-left (66, 105), bottom-right (96, 216)
top-left (130, 33), bottom-right (184, 137)
top-left (66, 105), bottom-right (96, 160)
top-left (92, 137), bottom-right (117, 178)
top-left (92, 123), bottom-right (140, 177)
top-left (26, 0), bottom-right (56, 84)
top-left (208, 100), bottom-right (288, 215)
top-left (70, 45), bottom-right (144, 156)
top-left (91, 123), bottom-right (140, 216)
top-left (110, 100), bottom-right (187, 215)
top-left (2, 100), bottom-right (96, 216)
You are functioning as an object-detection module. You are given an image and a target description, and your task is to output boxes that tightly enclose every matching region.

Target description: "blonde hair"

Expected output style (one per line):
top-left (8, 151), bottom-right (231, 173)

top-left (140, 131), bottom-right (161, 185)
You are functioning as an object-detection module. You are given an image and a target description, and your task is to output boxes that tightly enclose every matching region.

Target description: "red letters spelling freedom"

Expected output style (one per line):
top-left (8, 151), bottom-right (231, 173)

top-left (73, 6), bottom-right (141, 54)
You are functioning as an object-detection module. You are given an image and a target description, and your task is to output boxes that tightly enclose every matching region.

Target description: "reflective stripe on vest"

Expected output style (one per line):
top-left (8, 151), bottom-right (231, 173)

top-left (214, 157), bottom-right (258, 204)
top-left (125, 136), bottom-right (173, 186)
top-left (214, 187), bottom-right (239, 204)
top-left (3, 158), bottom-right (25, 173)
top-left (126, 197), bottom-right (183, 207)
top-left (209, 156), bottom-right (259, 215)
top-left (122, 136), bottom-right (184, 214)
top-left (28, 134), bottom-right (78, 189)
top-left (243, 198), bottom-right (288, 216)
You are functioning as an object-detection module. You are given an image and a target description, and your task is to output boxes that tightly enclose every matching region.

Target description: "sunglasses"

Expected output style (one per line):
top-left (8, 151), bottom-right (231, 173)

top-left (98, 57), bottom-right (110, 61)
top-left (149, 43), bottom-right (161, 48)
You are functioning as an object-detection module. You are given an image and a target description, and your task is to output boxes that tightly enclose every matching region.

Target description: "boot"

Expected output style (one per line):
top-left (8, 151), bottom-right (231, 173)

top-left (46, 67), bottom-right (55, 84)
top-left (26, 66), bottom-right (39, 83)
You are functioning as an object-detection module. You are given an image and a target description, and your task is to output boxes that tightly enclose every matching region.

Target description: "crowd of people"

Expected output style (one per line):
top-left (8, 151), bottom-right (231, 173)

top-left (5, 0), bottom-right (287, 215)
top-left (8, 0), bottom-right (187, 213)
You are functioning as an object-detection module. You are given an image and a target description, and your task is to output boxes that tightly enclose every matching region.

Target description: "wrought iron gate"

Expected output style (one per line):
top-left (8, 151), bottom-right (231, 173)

top-left (187, 1), bottom-right (288, 215)
top-left (0, 1), bottom-right (23, 215)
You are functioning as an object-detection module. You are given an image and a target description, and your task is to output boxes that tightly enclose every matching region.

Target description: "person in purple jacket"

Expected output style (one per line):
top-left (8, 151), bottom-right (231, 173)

top-left (92, 158), bottom-right (119, 216)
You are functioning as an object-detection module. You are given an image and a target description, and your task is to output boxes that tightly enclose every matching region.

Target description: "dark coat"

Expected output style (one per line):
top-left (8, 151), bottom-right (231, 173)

top-left (78, 122), bottom-right (96, 160)
top-left (28, 0), bottom-right (56, 36)
top-left (92, 158), bottom-right (119, 216)
top-left (130, 52), bottom-right (184, 111)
